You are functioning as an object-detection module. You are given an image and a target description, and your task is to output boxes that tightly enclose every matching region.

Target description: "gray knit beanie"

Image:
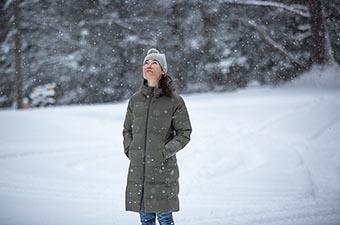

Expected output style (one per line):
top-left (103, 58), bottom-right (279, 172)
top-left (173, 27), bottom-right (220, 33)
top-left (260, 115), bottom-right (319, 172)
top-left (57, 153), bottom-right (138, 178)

top-left (143, 48), bottom-right (168, 73)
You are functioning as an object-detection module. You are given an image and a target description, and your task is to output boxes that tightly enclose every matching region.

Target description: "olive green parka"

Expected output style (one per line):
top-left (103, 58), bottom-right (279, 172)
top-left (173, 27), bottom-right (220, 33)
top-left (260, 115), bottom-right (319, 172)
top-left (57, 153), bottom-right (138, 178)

top-left (123, 79), bottom-right (192, 213)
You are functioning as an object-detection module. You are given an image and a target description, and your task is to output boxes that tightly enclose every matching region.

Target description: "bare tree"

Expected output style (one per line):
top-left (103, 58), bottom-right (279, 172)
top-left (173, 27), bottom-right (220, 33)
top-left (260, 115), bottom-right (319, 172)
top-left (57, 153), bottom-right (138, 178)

top-left (167, 0), bottom-right (187, 91)
top-left (14, 0), bottom-right (23, 109)
top-left (308, 0), bottom-right (326, 65)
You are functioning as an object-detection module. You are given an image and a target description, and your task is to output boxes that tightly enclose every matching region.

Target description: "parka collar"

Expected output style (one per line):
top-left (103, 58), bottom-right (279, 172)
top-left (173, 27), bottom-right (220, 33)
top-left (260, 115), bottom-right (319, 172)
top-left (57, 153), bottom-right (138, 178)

top-left (140, 79), bottom-right (164, 98)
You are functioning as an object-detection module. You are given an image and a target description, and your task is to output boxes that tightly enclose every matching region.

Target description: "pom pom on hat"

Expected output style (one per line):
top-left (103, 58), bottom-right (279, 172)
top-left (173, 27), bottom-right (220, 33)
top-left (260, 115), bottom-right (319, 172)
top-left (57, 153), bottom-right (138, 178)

top-left (147, 48), bottom-right (160, 55)
top-left (143, 48), bottom-right (167, 73)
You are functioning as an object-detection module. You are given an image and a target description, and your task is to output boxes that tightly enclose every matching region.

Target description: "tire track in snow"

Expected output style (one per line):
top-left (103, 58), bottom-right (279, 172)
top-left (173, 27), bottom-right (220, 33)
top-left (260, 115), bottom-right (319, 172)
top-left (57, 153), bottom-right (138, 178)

top-left (182, 96), bottom-right (339, 225)
top-left (0, 148), bottom-right (118, 201)
top-left (0, 145), bottom-right (111, 160)
top-left (198, 99), bottom-right (320, 178)
top-left (181, 208), bottom-right (340, 225)
top-left (179, 196), bottom-right (340, 225)
top-left (0, 165), bottom-right (121, 202)
top-left (64, 152), bottom-right (114, 168)
top-left (225, 98), bottom-right (322, 146)
top-left (0, 162), bottom-right (117, 201)
top-left (0, 182), bottom-right (116, 202)
top-left (261, 134), bottom-right (317, 198)
top-left (212, 118), bottom-right (339, 225)
top-left (309, 112), bottom-right (340, 140)
top-left (266, 132), bottom-right (340, 201)
top-left (183, 99), bottom-right (320, 197)
top-left (207, 97), bottom-right (328, 184)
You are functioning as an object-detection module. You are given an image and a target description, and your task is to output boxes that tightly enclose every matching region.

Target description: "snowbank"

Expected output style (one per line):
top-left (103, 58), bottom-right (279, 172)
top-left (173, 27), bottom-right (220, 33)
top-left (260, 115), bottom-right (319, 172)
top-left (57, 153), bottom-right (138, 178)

top-left (285, 64), bottom-right (340, 89)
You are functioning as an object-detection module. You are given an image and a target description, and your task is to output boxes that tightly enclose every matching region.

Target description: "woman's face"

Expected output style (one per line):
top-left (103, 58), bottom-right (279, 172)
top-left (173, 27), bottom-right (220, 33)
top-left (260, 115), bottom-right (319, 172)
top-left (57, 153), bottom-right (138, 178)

top-left (143, 59), bottom-right (164, 83)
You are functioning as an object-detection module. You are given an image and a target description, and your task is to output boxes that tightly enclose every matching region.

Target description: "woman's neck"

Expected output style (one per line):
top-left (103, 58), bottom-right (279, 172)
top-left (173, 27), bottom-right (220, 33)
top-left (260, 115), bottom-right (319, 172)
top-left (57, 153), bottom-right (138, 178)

top-left (147, 80), bottom-right (159, 88)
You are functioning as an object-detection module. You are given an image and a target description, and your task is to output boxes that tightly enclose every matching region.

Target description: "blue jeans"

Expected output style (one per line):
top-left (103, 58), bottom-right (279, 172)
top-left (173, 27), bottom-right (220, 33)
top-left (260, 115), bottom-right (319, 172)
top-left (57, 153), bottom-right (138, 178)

top-left (139, 211), bottom-right (174, 225)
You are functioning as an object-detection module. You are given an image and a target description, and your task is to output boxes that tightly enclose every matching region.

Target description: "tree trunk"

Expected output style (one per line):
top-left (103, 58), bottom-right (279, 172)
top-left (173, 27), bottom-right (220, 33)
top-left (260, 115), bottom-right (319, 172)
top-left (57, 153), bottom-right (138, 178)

top-left (308, 0), bottom-right (326, 65)
top-left (167, 0), bottom-right (186, 92)
top-left (14, 0), bottom-right (23, 109)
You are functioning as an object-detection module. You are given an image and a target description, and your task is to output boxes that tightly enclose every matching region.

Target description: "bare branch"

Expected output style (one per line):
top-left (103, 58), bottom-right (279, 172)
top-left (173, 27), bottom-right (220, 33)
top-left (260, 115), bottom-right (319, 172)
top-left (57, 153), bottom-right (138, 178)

top-left (220, 0), bottom-right (309, 17)
top-left (240, 17), bottom-right (307, 68)
top-left (3, 0), bottom-right (14, 10)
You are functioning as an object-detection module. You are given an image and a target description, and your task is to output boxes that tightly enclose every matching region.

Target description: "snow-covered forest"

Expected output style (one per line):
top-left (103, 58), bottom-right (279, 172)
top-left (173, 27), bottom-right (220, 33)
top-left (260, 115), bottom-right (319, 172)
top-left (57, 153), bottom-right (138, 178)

top-left (1, 0), bottom-right (339, 108)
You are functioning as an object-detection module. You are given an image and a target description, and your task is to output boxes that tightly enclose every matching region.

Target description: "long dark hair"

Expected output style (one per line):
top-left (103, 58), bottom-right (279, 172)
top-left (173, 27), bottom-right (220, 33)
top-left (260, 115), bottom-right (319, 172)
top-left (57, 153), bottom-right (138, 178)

top-left (159, 74), bottom-right (175, 97)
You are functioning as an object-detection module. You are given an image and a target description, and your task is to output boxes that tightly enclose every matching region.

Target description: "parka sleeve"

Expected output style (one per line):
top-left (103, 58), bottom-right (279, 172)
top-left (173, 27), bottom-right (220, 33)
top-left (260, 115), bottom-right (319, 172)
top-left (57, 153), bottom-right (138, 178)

top-left (122, 98), bottom-right (133, 158)
top-left (163, 96), bottom-right (192, 160)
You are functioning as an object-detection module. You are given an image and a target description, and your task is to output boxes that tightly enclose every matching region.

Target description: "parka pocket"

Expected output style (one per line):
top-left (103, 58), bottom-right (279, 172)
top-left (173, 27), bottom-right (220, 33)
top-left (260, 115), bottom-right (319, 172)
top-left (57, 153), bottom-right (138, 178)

top-left (125, 150), bottom-right (130, 159)
top-left (156, 144), bottom-right (168, 165)
top-left (125, 143), bottom-right (131, 159)
top-left (161, 144), bottom-right (168, 164)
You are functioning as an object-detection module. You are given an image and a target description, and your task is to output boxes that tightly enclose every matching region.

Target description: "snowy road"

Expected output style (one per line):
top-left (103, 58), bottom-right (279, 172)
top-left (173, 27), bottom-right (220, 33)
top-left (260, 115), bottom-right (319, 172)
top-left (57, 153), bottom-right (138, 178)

top-left (0, 67), bottom-right (340, 225)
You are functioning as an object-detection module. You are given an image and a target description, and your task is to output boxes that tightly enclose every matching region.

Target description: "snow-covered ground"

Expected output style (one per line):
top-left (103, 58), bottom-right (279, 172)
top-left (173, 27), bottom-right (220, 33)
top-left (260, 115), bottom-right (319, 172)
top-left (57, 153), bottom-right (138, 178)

top-left (0, 65), bottom-right (340, 225)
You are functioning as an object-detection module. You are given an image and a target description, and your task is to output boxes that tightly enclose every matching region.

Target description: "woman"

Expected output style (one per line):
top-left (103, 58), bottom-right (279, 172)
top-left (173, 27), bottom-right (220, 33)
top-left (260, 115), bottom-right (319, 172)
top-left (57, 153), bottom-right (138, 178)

top-left (122, 48), bottom-right (192, 225)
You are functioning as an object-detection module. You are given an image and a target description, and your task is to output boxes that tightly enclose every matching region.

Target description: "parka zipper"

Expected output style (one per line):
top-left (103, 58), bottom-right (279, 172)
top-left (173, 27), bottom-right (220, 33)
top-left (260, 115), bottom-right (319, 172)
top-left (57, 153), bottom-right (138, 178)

top-left (140, 91), bottom-right (153, 211)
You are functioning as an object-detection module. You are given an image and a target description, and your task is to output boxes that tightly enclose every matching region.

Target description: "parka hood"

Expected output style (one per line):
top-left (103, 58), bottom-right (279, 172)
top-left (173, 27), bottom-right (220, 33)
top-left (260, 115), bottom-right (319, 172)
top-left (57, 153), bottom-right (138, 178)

top-left (140, 75), bottom-right (174, 97)
top-left (140, 78), bottom-right (164, 98)
top-left (140, 75), bottom-right (174, 98)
